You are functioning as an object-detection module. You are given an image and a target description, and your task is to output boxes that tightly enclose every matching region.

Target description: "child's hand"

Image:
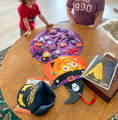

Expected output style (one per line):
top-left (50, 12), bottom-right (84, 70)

top-left (70, 20), bottom-right (76, 24)
top-left (46, 23), bottom-right (53, 28)
top-left (88, 25), bottom-right (96, 28)
top-left (23, 30), bottom-right (31, 36)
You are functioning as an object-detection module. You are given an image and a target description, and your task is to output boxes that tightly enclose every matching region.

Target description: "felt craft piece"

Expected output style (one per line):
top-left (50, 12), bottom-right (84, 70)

top-left (30, 28), bottom-right (83, 63)
top-left (17, 81), bottom-right (56, 116)
top-left (44, 56), bottom-right (87, 81)
top-left (50, 69), bottom-right (84, 104)
top-left (51, 66), bottom-right (96, 105)
top-left (51, 70), bottom-right (84, 89)
top-left (44, 56), bottom-right (87, 104)
top-left (51, 77), bottom-right (96, 104)
top-left (64, 79), bottom-right (84, 104)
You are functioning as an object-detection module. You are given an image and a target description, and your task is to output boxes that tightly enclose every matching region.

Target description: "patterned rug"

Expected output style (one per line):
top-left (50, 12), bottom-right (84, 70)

top-left (0, 47), bottom-right (10, 67)
top-left (109, 112), bottom-right (118, 120)
top-left (0, 89), bottom-right (20, 120)
top-left (0, 47), bottom-right (20, 120)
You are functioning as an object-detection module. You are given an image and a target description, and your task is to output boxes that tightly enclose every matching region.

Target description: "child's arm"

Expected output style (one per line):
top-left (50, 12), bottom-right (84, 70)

top-left (66, 8), bottom-right (76, 24)
top-left (38, 14), bottom-right (53, 27)
top-left (89, 11), bottom-right (103, 28)
top-left (23, 18), bottom-right (31, 36)
top-left (91, 11), bottom-right (104, 28)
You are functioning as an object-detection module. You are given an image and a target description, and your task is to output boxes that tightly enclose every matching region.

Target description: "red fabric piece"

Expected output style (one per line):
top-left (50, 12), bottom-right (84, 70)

top-left (79, 92), bottom-right (96, 105)
top-left (18, 3), bottom-right (41, 31)
top-left (68, 48), bottom-right (78, 55)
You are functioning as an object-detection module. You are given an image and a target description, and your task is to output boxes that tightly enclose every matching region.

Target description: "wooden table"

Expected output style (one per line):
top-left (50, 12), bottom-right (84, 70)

top-left (0, 23), bottom-right (118, 120)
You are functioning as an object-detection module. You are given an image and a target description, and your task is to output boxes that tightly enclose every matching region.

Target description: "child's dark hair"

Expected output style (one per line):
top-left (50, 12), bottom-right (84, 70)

top-left (18, 0), bottom-right (27, 4)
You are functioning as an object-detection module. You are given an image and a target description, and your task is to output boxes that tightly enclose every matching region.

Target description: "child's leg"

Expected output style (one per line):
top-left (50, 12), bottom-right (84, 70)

top-left (20, 29), bottom-right (26, 36)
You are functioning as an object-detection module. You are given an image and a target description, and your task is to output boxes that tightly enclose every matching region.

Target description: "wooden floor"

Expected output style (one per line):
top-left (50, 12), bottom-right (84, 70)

top-left (0, 0), bottom-right (118, 51)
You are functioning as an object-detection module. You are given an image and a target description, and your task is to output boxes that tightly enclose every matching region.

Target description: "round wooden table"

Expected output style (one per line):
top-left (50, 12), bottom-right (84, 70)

top-left (0, 23), bottom-right (118, 120)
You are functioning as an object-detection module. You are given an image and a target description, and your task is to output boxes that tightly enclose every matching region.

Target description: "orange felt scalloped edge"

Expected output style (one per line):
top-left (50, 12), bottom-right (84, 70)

top-left (44, 56), bottom-right (87, 81)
